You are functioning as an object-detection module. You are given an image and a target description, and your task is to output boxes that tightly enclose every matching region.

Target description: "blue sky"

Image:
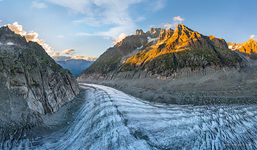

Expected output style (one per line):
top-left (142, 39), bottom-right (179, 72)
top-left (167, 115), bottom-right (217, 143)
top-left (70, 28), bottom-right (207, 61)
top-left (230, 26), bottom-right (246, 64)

top-left (0, 0), bottom-right (256, 60)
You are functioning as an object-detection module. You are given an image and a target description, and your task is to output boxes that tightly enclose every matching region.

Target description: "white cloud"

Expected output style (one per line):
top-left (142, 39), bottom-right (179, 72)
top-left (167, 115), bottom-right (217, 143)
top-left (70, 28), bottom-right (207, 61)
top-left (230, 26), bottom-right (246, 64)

top-left (71, 56), bottom-right (97, 61)
top-left (46, 0), bottom-right (92, 14)
top-left (7, 22), bottom-right (54, 54)
top-left (31, 1), bottom-right (47, 9)
top-left (135, 16), bottom-right (146, 22)
top-left (52, 52), bottom-right (60, 57)
top-left (75, 32), bottom-right (93, 36)
top-left (103, 37), bottom-right (110, 40)
top-left (173, 16), bottom-right (184, 23)
top-left (8, 22), bottom-right (26, 35)
top-left (163, 16), bottom-right (185, 29)
top-left (250, 35), bottom-right (256, 39)
top-left (150, 25), bottom-right (155, 28)
top-left (163, 22), bottom-right (178, 29)
top-left (113, 33), bottom-right (127, 44)
top-left (24, 32), bottom-right (39, 42)
top-left (148, 0), bottom-right (166, 12)
top-left (57, 35), bottom-right (64, 38)
top-left (48, 0), bottom-right (148, 39)
top-left (85, 56), bottom-right (97, 61)
top-left (51, 52), bottom-right (97, 61)
top-left (61, 49), bottom-right (75, 54)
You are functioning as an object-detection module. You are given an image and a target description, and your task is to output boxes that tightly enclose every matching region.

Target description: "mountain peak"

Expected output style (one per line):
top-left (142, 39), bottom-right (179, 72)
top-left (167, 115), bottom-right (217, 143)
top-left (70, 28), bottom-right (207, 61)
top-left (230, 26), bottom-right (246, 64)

top-left (135, 29), bottom-right (145, 35)
top-left (247, 38), bottom-right (257, 43)
top-left (175, 24), bottom-right (194, 33)
top-left (0, 26), bottom-right (27, 46)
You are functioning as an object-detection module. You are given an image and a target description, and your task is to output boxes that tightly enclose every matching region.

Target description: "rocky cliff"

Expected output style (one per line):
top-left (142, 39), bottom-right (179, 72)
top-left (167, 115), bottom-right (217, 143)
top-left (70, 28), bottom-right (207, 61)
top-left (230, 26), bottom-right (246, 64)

top-left (0, 26), bottom-right (79, 129)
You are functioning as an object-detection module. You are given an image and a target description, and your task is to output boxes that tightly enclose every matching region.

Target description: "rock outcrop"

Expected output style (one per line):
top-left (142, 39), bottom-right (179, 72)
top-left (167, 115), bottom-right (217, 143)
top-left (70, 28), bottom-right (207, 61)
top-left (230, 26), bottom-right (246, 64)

top-left (0, 26), bottom-right (79, 128)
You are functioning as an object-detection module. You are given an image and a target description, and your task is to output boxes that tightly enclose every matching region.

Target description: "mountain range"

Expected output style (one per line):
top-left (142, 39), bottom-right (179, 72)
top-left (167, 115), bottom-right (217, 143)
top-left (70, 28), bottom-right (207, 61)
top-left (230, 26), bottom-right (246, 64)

top-left (78, 24), bottom-right (244, 80)
top-left (56, 59), bottom-right (94, 77)
top-left (78, 24), bottom-right (257, 105)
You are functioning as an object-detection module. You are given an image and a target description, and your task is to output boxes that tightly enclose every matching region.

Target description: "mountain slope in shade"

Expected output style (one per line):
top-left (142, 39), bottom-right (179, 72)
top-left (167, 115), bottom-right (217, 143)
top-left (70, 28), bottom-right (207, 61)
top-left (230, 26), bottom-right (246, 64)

top-left (228, 39), bottom-right (257, 59)
top-left (56, 59), bottom-right (94, 77)
top-left (0, 26), bottom-right (79, 129)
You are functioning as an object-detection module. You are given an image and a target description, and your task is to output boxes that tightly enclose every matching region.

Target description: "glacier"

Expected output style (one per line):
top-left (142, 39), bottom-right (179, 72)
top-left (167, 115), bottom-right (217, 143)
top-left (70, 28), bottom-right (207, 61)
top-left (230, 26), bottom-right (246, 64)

top-left (1, 83), bottom-right (257, 149)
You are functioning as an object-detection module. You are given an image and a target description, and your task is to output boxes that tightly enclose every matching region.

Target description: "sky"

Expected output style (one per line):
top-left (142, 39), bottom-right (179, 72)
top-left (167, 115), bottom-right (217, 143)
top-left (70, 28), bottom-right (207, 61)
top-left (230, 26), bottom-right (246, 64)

top-left (0, 0), bottom-right (256, 61)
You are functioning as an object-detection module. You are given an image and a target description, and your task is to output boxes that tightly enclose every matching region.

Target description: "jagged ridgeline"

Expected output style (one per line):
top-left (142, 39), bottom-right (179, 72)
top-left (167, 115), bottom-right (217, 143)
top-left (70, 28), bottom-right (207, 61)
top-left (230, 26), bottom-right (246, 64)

top-left (79, 24), bottom-right (243, 78)
top-left (0, 26), bottom-right (79, 124)
top-left (228, 39), bottom-right (257, 59)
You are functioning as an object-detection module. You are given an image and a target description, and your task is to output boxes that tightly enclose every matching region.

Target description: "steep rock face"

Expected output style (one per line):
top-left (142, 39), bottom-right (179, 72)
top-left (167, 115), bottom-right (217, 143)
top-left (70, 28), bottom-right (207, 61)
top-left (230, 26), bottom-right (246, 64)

top-left (0, 26), bottom-right (79, 118)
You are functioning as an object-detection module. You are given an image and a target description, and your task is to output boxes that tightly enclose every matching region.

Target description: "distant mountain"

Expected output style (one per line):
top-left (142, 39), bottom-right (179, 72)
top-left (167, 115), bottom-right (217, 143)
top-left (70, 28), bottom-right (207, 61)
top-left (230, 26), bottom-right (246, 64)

top-left (228, 39), bottom-right (257, 59)
top-left (78, 24), bottom-right (242, 79)
top-left (56, 59), bottom-right (94, 77)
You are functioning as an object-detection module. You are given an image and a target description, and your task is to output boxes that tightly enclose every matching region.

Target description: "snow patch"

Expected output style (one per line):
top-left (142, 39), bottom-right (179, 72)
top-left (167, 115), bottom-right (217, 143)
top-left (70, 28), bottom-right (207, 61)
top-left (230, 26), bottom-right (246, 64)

top-left (147, 36), bottom-right (158, 43)
top-left (137, 45), bottom-right (143, 50)
top-left (7, 42), bottom-right (14, 45)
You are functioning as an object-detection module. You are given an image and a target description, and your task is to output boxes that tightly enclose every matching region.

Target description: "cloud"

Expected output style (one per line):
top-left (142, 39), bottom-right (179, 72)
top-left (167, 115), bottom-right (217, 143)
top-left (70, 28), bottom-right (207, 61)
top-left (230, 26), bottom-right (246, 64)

top-left (46, 0), bottom-right (92, 14)
top-left (24, 32), bottom-right (39, 42)
top-left (48, 0), bottom-right (148, 39)
top-left (103, 37), bottom-right (110, 40)
top-left (51, 53), bottom-right (97, 61)
top-left (52, 52), bottom-right (60, 57)
top-left (150, 25), bottom-right (155, 28)
top-left (250, 35), bottom-right (256, 39)
top-left (163, 22), bottom-right (178, 29)
top-left (113, 33), bottom-right (127, 44)
top-left (31, 1), bottom-right (47, 9)
top-left (163, 16), bottom-right (185, 29)
top-left (61, 49), bottom-right (75, 54)
top-left (75, 32), bottom-right (93, 36)
top-left (8, 22), bottom-right (26, 35)
top-left (71, 56), bottom-right (97, 61)
top-left (57, 35), bottom-right (64, 38)
top-left (52, 55), bottom-right (71, 61)
top-left (135, 16), bottom-right (146, 22)
top-left (85, 56), bottom-right (97, 61)
top-left (173, 16), bottom-right (184, 23)
top-left (148, 0), bottom-right (166, 12)
top-left (7, 22), bottom-right (54, 54)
